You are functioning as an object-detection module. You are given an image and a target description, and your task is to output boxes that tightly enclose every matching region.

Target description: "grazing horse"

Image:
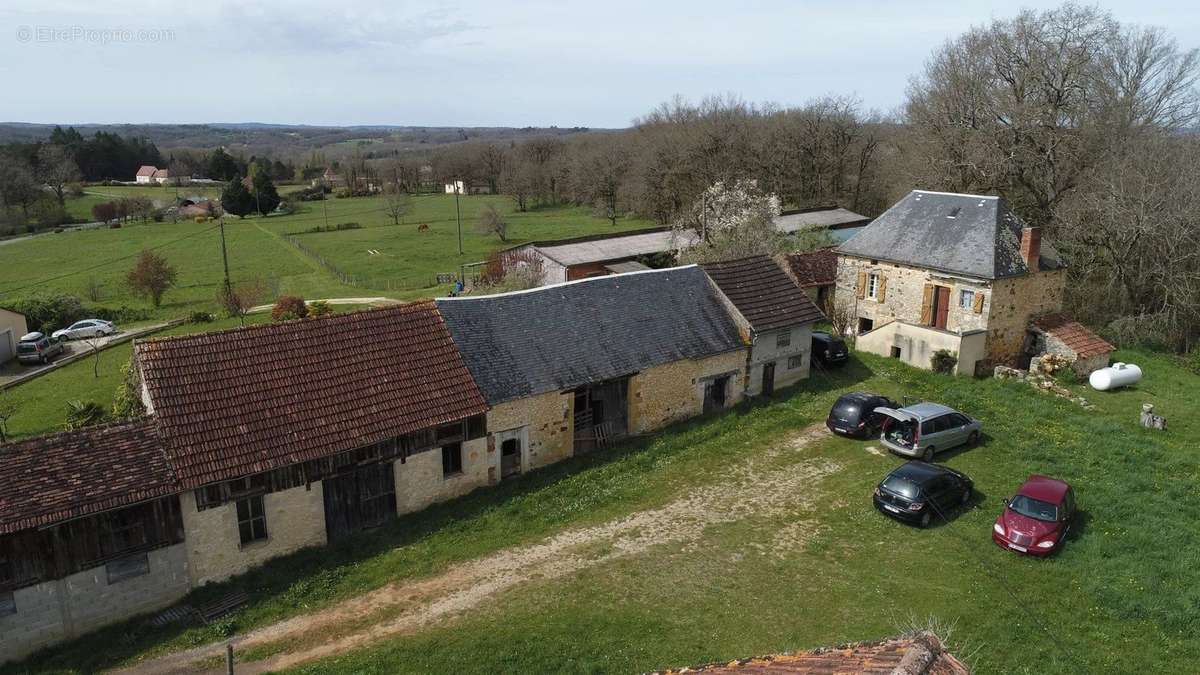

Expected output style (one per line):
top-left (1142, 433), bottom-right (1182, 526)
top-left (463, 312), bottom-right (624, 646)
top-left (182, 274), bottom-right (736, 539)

top-left (417, 223), bottom-right (430, 232)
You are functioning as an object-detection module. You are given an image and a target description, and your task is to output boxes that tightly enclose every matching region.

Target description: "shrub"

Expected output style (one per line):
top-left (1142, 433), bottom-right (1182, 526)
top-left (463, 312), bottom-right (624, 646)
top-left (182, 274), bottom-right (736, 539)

top-left (86, 305), bottom-right (153, 324)
top-left (109, 223), bottom-right (122, 229)
top-left (308, 300), bottom-right (333, 317)
top-left (8, 294), bottom-right (85, 334)
top-left (271, 295), bottom-right (308, 321)
top-left (930, 349), bottom-right (958, 374)
top-left (111, 358), bottom-right (146, 420)
top-left (189, 311), bottom-right (215, 323)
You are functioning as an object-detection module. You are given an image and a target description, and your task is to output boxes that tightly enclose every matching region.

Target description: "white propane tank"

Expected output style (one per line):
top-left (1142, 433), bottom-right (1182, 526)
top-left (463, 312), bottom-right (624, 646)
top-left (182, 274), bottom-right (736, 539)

top-left (1089, 362), bottom-right (1143, 391)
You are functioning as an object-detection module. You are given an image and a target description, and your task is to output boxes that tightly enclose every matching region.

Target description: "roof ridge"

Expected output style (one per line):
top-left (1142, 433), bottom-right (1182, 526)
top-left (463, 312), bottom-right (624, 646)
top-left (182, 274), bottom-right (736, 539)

top-left (438, 264), bottom-right (701, 301)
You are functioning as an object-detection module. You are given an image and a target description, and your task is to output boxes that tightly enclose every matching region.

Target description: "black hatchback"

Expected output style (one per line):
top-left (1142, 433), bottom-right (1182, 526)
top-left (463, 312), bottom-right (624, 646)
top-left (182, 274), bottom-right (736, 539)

top-left (826, 392), bottom-right (898, 439)
top-left (812, 331), bottom-right (849, 367)
top-left (873, 461), bottom-right (973, 528)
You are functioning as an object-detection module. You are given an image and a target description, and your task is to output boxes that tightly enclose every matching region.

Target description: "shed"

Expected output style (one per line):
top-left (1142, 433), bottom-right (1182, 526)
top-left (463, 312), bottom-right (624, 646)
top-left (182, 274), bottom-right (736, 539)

top-left (0, 308), bottom-right (28, 366)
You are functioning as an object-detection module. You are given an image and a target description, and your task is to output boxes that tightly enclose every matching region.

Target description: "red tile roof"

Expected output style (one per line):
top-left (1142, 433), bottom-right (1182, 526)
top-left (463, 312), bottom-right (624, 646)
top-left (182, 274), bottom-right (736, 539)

top-left (701, 255), bottom-right (825, 333)
top-left (136, 302), bottom-right (488, 488)
top-left (1031, 314), bottom-right (1114, 359)
top-left (135, 165), bottom-right (159, 177)
top-left (0, 419), bottom-right (175, 535)
top-left (655, 633), bottom-right (968, 674)
top-left (784, 248), bottom-right (838, 288)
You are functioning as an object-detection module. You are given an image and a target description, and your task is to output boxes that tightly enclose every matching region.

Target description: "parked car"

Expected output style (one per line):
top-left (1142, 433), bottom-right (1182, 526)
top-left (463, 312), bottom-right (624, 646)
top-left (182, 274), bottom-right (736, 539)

top-left (876, 402), bottom-right (982, 462)
top-left (873, 461), bottom-right (974, 528)
top-left (811, 331), bottom-right (848, 367)
top-left (52, 319), bottom-right (115, 341)
top-left (993, 475), bottom-right (1076, 556)
top-left (15, 332), bottom-right (65, 365)
top-left (826, 391), bottom-right (899, 438)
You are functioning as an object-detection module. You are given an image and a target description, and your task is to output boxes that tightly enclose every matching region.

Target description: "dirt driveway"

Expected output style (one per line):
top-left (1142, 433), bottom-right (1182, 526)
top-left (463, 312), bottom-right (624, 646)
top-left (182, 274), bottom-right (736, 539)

top-left (0, 323), bottom-right (172, 390)
top-left (114, 424), bottom-right (839, 675)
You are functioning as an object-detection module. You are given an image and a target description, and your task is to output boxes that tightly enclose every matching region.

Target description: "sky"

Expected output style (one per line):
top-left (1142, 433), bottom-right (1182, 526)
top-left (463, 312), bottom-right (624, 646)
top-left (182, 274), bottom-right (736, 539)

top-left (1, 0), bottom-right (1198, 128)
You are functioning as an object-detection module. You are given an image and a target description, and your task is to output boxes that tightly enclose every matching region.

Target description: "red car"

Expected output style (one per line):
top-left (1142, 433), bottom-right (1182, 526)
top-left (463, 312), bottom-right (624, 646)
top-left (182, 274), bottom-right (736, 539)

top-left (992, 475), bottom-right (1076, 556)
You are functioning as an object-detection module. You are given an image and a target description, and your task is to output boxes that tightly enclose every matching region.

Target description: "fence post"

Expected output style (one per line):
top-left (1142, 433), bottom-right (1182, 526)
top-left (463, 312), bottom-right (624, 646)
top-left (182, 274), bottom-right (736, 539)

top-left (225, 643), bottom-right (234, 674)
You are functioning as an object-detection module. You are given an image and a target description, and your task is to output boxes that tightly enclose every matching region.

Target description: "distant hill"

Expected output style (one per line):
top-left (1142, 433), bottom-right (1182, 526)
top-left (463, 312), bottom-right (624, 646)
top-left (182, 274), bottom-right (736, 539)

top-left (0, 123), bottom-right (607, 159)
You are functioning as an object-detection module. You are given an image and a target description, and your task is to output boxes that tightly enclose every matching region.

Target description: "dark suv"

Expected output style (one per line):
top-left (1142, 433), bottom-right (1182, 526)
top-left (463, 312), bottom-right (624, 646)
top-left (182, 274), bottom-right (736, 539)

top-left (826, 392), bottom-right (898, 439)
top-left (874, 461), bottom-right (974, 528)
top-left (811, 331), bottom-right (848, 367)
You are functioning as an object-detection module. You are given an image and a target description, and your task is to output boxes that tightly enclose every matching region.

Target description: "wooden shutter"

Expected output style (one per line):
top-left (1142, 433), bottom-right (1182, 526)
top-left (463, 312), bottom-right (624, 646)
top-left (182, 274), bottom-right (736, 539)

top-left (920, 284), bottom-right (934, 325)
top-left (876, 276), bottom-right (888, 303)
top-left (972, 291), bottom-right (985, 314)
top-left (856, 271), bottom-right (867, 299)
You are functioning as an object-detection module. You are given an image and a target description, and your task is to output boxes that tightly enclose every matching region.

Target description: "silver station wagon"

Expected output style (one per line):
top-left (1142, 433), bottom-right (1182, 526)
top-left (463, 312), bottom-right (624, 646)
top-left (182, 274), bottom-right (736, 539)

top-left (876, 402), bottom-right (981, 462)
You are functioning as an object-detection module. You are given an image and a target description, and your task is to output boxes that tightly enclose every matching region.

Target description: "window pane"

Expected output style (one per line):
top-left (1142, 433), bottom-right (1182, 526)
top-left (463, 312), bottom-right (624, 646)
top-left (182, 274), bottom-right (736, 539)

top-left (239, 522), bottom-right (253, 544)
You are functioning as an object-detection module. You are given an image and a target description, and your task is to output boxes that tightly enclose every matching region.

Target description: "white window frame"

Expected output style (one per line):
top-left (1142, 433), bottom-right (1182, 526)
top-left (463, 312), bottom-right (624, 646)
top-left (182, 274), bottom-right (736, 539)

top-left (775, 330), bottom-right (791, 348)
top-left (959, 289), bottom-right (975, 309)
top-left (867, 273), bottom-right (880, 299)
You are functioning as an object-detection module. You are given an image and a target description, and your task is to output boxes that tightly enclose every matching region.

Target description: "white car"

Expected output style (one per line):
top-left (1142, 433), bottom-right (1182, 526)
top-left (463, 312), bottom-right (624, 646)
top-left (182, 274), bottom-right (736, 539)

top-left (52, 319), bottom-right (116, 341)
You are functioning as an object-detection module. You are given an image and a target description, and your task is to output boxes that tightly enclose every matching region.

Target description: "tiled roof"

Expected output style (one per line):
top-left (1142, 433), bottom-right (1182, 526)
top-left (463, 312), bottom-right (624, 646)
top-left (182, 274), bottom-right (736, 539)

top-left (838, 190), bottom-right (1066, 279)
top-left (654, 633), bottom-right (969, 674)
top-left (783, 249), bottom-right (838, 287)
top-left (436, 267), bottom-right (745, 405)
top-left (135, 165), bottom-right (158, 177)
top-left (137, 302), bottom-right (488, 488)
top-left (701, 255), bottom-right (825, 333)
top-left (0, 419), bottom-right (175, 535)
top-left (1031, 314), bottom-right (1114, 359)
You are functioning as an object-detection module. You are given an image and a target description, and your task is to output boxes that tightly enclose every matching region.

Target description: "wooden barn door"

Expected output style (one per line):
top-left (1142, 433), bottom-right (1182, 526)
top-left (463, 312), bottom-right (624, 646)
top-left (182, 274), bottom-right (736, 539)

top-left (323, 462), bottom-right (397, 542)
top-left (934, 286), bottom-right (951, 330)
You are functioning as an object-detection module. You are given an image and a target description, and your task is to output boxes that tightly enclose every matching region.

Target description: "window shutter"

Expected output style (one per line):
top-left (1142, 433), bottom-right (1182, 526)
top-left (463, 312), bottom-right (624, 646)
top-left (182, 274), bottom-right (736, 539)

top-left (973, 291), bottom-right (985, 314)
top-left (856, 271), bottom-right (867, 299)
top-left (877, 276), bottom-right (887, 303)
top-left (920, 284), bottom-right (934, 325)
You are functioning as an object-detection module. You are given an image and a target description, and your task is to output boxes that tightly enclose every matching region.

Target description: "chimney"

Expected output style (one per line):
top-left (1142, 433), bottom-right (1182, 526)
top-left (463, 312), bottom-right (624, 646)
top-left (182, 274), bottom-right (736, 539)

top-left (1020, 226), bottom-right (1041, 272)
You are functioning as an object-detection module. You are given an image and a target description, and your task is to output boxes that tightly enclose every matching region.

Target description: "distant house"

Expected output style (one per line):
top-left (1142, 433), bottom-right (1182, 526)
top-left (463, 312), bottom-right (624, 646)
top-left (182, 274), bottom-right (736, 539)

top-left (835, 190), bottom-right (1070, 376)
top-left (701, 255), bottom-right (825, 396)
top-left (134, 166), bottom-right (174, 185)
top-left (782, 248), bottom-right (838, 310)
top-left (177, 199), bottom-right (217, 219)
top-left (0, 307), bottom-right (28, 366)
top-left (443, 180), bottom-right (492, 195)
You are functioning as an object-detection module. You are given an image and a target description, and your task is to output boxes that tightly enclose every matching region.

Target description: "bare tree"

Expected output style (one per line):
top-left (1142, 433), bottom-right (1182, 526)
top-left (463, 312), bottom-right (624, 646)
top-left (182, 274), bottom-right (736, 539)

top-left (382, 185), bottom-right (413, 226)
top-left (37, 145), bottom-right (81, 206)
top-left (475, 204), bottom-right (509, 241)
top-left (0, 389), bottom-right (18, 443)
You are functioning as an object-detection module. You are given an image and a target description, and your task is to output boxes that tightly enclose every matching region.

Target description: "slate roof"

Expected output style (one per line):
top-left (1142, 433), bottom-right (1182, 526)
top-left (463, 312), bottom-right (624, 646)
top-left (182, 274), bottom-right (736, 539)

top-left (1031, 314), bottom-right (1114, 359)
top-left (137, 302), bottom-right (488, 488)
top-left (436, 266), bottom-right (745, 405)
top-left (701, 256), bottom-right (825, 333)
top-left (837, 190), bottom-right (1065, 279)
top-left (783, 249), bottom-right (838, 287)
top-left (0, 419), bottom-right (175, 535)
top-left (773, 207), bottom-right (871, 234)
top-left (654, 632), bottom-right (969, 674)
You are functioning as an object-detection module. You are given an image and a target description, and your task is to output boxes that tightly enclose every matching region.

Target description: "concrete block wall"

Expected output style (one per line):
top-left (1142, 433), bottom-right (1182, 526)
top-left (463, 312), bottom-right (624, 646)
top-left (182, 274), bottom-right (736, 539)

top-left (0, 544), bottom-right (189, 664)
top-left (180, 483), bottom-right (327, 586)
top-left (629, 350), bottom-right (747, 434)
top-left (394, 437), bottom-right (489, 515)
top-left (488, 391), bottom-right (574, 471)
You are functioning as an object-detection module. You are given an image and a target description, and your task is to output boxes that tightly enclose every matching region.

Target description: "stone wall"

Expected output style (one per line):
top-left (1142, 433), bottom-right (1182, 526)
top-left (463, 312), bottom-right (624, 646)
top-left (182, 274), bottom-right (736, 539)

top-left (629, 350), bottom-right (747, 433)
top-left (0, 544), bottom-right (189, 663)
top-left (488, 391), bottom-right (574, 472)
top-left (986, 270), bottom-right (1066, 365)
top-left (180, 483), bottom-right (327, 586)
top-left (746, 325), bottom-right (813, 394)
top-left (394, 437), bottom-right (490, 515)
top-left (835, 255), bottom-right (992, 334)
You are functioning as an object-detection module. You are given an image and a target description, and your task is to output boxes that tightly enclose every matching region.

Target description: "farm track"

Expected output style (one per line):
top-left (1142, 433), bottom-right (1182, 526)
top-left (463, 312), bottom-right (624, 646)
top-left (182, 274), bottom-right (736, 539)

top-left (111, 424), bottom-right (839, 674)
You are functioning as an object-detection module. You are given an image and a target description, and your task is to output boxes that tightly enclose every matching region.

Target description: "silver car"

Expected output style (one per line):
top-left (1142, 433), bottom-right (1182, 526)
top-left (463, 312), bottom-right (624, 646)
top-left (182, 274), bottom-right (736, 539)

top-left (52, 319), bottom-right (115, 341)
top-left (876, 402), bottom-right (981, 462)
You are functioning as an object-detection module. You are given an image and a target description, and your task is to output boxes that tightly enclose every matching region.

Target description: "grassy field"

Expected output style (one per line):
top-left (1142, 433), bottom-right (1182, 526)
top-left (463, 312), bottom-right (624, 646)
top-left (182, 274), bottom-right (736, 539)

top-left (64, 185), bottom-right (225, 221)
top-left (2, 194), bottom-right (654, 321)
top-left (9, 347), bottom-right (1197, 674)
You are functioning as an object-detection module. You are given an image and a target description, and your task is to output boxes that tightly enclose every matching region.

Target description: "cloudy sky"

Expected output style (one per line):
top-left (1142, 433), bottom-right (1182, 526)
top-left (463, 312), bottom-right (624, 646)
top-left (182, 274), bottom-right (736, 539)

top-left (1, 1), bottom-right (1197, 128)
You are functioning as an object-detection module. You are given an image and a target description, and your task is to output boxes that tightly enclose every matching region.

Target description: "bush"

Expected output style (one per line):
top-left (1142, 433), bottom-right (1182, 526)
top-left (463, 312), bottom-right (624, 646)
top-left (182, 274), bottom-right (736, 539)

top-left (308, 300), bottom-right (333, 317)
top-left (271, 295), bottom-right (308, 322)
top-left (930, 349), bottom-right (958, 374)
top-left (87, 305), bottom-right (153, 324)
top-left (109, 222), bottom-right (122, 229)
top-left (295, 221), bottom-right (360, 234)
top-left (189, 311), bottom-right (215, 323)
top-left (8, 294), bottom-right (85, 334)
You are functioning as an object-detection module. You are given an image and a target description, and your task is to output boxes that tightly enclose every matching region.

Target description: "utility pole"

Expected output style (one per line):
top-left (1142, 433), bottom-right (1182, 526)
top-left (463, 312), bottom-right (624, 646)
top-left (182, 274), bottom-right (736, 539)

top-left (219, 216), bottom-right (240, 326)
top-left (454, 180), bottom-right (463, 255)
top-left (321, 181), bottom-right (330, 230)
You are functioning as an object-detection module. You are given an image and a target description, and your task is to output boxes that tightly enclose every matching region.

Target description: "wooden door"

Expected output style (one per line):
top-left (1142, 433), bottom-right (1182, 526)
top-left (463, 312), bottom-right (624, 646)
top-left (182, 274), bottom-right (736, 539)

top-left (934, 286), bottom-right (951, 330)
top-left (323, 462), bottom-right (397, 542)
top-left (762, 362), bottom-right (775, 396)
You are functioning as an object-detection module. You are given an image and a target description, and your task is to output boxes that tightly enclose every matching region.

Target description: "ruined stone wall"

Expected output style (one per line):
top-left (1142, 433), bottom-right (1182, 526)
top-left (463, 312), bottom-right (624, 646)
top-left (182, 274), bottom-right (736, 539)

top-left (488, 391), bottom-right (574, 472)
top-left (986, 270), bottom-right (1066, 365)
top-left (393, 437), bottom-right (490, 514)
top-left (180, 484), bottom-right (327, 586)
top-left (628, 350), bottom-right (747, 433)
top-left (0, 544), bottom-right (189, 664)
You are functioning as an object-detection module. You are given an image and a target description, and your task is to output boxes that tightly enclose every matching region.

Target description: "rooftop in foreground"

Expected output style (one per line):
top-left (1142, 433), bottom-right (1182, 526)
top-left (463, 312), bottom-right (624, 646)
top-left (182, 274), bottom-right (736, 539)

top-left (654, 632), bottom-right (968, 674)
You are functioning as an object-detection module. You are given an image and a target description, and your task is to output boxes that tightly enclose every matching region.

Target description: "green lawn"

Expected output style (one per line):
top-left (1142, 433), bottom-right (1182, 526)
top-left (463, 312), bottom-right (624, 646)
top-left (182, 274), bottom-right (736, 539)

top-left (64, 185), bottom-right (225, 221)
top-left (10, 347), bottom-right (1198, 674)
top-left (2, 194), bottom-right (654, 320)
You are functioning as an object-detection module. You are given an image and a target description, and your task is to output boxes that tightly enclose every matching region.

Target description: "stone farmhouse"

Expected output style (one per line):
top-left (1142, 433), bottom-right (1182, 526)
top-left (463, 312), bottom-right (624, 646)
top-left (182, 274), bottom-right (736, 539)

top-left (701, 256), bottom-right (825, 396)
top-left (836, 190), bottom-right (1081, 376)
top-left (134, 165), bottom-right (173, 184)
top-left (0, 266), bottom-right (825, 661)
